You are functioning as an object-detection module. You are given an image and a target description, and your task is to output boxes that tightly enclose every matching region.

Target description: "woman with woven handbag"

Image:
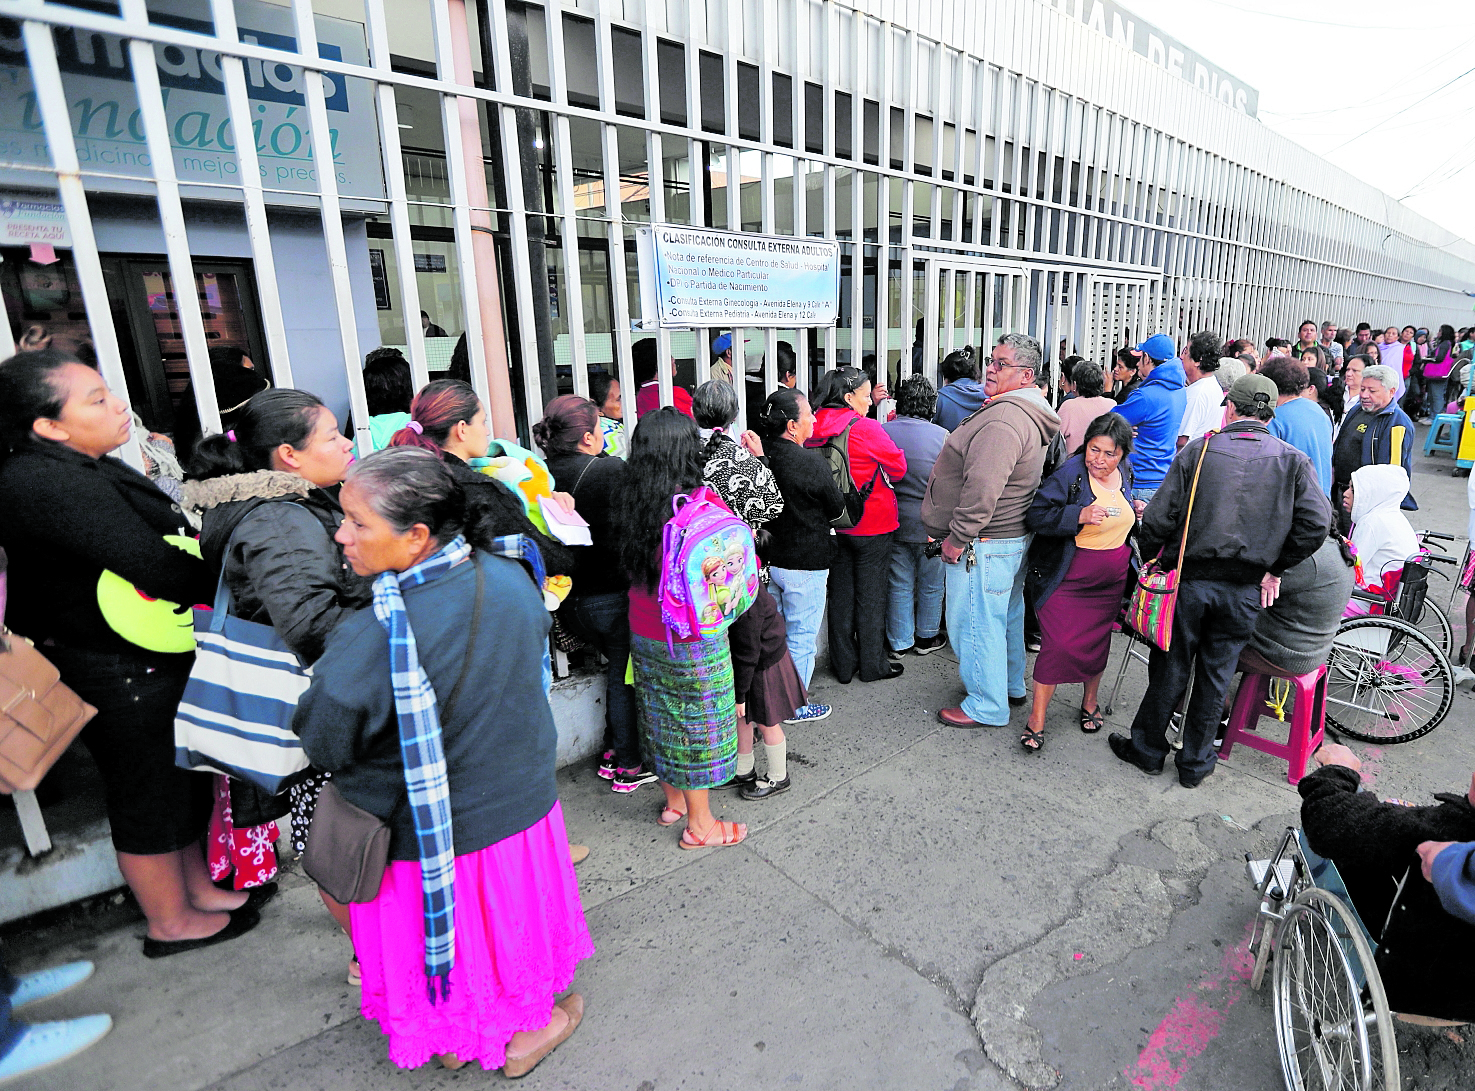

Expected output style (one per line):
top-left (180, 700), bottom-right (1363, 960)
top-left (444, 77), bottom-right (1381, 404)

top-left (293, 448), bottom-right (592, 1075)
top-left (0, 349), bottom-right (260, 957)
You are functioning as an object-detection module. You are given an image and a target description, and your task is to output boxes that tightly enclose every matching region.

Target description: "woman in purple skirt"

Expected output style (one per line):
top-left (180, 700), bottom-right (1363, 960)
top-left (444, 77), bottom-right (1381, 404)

top-left (1021, 413), bottom-right (1141, 752)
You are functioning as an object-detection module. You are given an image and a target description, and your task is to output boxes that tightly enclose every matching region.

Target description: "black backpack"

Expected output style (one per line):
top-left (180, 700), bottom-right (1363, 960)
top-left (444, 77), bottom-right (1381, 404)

top-left (1041, 429), bottom-right (1068, 480)
top-left (806, 418), bottom-right (882, 530)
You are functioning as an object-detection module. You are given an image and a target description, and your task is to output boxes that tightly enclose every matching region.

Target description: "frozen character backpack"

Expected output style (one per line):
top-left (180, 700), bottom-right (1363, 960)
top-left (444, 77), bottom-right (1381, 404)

top-left (659, 486), bottom-right (759, 649)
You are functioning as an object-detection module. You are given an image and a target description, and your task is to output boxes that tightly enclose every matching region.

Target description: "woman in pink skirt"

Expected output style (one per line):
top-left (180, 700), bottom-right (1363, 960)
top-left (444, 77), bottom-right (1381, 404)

top-left (1021, 413), bottom-right (1141, 751)
top-left (295, 448), bottom-right (592, 1076)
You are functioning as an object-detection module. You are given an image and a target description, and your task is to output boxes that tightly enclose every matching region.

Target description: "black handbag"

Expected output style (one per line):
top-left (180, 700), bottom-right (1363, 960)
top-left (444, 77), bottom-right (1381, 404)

top-left (301, 563), bottom-right (484, 903)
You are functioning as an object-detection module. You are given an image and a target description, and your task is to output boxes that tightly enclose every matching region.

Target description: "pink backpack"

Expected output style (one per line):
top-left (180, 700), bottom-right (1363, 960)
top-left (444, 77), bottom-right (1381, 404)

top-left (659, 487), bottom-right (759, 650)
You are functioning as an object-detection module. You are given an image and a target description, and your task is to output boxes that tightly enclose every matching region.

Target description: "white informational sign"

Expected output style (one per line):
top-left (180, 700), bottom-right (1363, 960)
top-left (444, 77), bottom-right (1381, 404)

top-left (635, 225), bottom-right (840, 329)
top-left (0, 193), bottom-right (69, 245)
top-left (0, 0), bottom-right (385, 201)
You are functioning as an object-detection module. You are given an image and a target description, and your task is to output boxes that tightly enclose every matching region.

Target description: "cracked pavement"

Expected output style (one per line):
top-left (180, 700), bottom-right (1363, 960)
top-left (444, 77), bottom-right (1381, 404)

top-left (8, 447), bottom-right (1475, 1091)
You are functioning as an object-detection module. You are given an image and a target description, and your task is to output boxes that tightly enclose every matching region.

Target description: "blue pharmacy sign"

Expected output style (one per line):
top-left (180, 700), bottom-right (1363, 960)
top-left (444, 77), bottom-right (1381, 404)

top-left (635, 225), bottom-right (841, 329)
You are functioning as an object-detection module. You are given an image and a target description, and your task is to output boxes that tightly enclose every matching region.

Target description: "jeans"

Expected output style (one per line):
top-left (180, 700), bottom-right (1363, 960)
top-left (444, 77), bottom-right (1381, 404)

top-left (565, 592), bottom-right (639, 768)
top-left (1131, 486), bottom-right (1158, 506)
top-left (944, 535), bottom-right (1029, 725)
top-left (826, 532), bottom-right (895, 682)
top-left (768, 566), bottom-right (828, 692)
top-left (1427, 376), bottom-right (1451, 415)
top-left (0, 963), bottom-right (18, 1061)
top-left (886, 540), bottom-right (945, 651)
top-left (1128, 578), bottom-right (1262, 778)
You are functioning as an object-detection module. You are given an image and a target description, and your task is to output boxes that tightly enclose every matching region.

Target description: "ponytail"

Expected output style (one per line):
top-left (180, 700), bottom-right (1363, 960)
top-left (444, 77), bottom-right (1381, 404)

top-left (390, 379), bottom-right (480, 453)
top-left (187, 389), bottom-right (324, 481)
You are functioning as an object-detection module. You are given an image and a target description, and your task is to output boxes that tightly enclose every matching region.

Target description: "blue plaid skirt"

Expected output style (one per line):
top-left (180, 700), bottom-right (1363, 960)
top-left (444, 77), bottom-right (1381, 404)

top-left (631, 633), bottom-right (738, 790)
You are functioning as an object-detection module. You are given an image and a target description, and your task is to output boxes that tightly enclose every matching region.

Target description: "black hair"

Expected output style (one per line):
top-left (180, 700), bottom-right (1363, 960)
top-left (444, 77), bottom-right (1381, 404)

top-left (692, 379), bottom-right (739, 429)
top-left (1079, 412), bottom-right (1134, 458)
top-left (612, 407), bottom-right (705, 591)
top-left (631, 337), bottom-right (658, 385)
top-left (1355, 322), bottom-right (1371, 333)
top-left (1265, 338), bottom-right (1292, 353)
top-left (0, 348), bottom-right (84, 454)
top-left (939, 347), bottom-right (978, 383)
top-left (1188, 330), bottom-right (1222, 368)
top-left (813, 367), bottom-right (869, 410)
top-left (532, 394), bottom-right (600, 457)
top-left (1072, 361), bottom-right (1106, 399)
top-left (1298, 319), bottom-right (1316, 333)
top-left (363, 350), bottom-right (413, 416)
top-left (346, 446), bottom-right (467, 549)
top-left (1061, 355), bottom-right (1085, 384)
top-left (1298, 344), bottom-right (1327, 371)
top-left (895, 375), bottom-right (937, 420)
top-left (1114, 347), bottom-right (1141, 368)
top-left (447, 332), bottom-right (470, 384)
top-left (757, 387), bottom-right (807, 441)
top-left (1438, 324), bottom-right (1456, 344)
top-left (188, 389), bottom-right (326, 481)
top-left (209, 344), bottom-right (248, 372)
top-left (588, 370), bottom-right (617, 410)
top-left (775, 341), bottom-right (797, 380)
top-left (1260, 356), bottom-right (1309, 396)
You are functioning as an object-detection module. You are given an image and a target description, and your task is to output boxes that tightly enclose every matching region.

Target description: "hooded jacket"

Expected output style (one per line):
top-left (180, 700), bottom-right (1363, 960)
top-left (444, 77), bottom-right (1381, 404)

top-left (808, 407), bottom-right (908, 537)
top-left (1299, 764), bottom-right (1475, 1021)
top-left (933, 377), bottom-right (987, 431)
top-left (185, 470), bottom-right (372, 667)
top-left (920, 386), bottom-right (1061, 548)
top-left (1114, 359), bottom-right (1188, 490)
top-left (1138, 420), bottom-right (1331, 584)
top-left (1348, 464), bottom-right (1418, 597)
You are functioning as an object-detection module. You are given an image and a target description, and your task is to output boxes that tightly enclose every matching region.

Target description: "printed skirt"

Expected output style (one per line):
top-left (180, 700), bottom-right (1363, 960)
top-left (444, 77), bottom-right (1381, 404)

top-left (630, 633), bottom-right (738, 789)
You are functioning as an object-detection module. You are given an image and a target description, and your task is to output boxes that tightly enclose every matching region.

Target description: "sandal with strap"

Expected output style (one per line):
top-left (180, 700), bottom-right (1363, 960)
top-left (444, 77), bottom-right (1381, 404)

top-left (658, 805), bottom-right (686, 827)
top-left (1020, 727), bottom-right (1044, 752)
top-left (680, 819), bottom-right (748, 850)
top-left (1079, 707), bottom-right (1105, 734)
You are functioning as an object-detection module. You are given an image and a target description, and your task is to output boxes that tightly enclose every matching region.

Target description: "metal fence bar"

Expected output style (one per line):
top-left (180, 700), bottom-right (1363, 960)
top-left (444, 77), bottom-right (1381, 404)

top-left (594, 10), bottom-right (635, 421)
top-left (545, 0), bottom-right (590, 399)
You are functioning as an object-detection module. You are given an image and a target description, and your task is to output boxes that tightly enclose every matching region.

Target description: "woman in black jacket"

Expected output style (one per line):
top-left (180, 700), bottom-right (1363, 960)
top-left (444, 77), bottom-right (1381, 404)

top-left (388, 380), bottom-right (572, 578)
top-left (0, 349), bottom-right (258, 957)
top-left (185, 389), bottom-right (369, 968)
top-left (1021, 413), bottom-right (1139, 751)
top-left (755, 388), bottom-right (845, 723)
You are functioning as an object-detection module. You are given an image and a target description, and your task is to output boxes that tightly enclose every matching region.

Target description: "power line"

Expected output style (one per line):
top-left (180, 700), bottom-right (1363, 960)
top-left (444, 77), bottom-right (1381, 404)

top-left (1258, 33), bottom-right (1475, 118)
top-left (1324, 64), bottom-right (1475, 153)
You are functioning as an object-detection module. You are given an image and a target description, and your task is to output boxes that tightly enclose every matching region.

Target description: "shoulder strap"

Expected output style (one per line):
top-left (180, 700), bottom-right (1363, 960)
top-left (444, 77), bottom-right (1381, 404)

top-left (569, 455), bottom-right (598, 500)
top-left (440, 560), bottom-right (485, 723)
top-left (1173, 431), bottom-right (1215, 573)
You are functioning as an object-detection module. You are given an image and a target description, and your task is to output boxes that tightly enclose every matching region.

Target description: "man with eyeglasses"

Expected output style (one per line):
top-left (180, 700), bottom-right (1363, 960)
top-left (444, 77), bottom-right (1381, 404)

top-left (921, 333), bottom-right (1061, 728)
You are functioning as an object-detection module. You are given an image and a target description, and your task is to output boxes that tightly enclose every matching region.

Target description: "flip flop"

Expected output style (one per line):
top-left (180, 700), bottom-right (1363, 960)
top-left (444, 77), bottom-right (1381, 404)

top-left (1079, 707), bottom-right (1105, 733)
top-left (680, 819), bottom-right (748, 850)
top-left (657, 805), bottom-right (686, 827)
top-left (1020, 727), bottom-right (1044, 752)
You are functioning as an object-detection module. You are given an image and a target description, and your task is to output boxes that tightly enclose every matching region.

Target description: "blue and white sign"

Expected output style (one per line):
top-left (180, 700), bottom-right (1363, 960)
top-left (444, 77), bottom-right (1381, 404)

top-left (635, 225), bottom-right (840, 329)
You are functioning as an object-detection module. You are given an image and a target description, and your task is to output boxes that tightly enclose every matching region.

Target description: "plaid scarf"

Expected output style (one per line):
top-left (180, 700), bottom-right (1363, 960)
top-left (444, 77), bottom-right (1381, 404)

top-left (370, 534), bottom-right (472, 1002)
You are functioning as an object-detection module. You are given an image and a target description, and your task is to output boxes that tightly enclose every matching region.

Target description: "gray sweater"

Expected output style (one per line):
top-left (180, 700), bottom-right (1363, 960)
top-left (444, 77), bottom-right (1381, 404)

top-left (1247, 537), bottom-right (1355, 676)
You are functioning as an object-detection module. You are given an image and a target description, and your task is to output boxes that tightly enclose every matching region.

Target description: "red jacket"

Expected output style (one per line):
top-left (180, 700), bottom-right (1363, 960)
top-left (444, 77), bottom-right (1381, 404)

top-left (808, 407), bottom-right (907, 536)
top-left (635, 381), bottom-right (694, 420)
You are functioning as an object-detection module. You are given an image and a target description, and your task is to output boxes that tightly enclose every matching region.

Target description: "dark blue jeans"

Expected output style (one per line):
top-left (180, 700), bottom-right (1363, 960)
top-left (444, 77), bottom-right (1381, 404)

top-left (1128, 578), bottom-right (1262, 778)
top-left (0, 962), bottom-right (20, 1060)
top-left (565, 593), bottom-right (639, 768)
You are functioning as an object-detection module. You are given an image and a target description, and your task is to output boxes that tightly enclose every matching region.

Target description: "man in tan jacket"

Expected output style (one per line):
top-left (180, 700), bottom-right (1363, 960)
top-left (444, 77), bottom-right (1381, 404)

top-left (921, 333), bottom-right (1061, 728)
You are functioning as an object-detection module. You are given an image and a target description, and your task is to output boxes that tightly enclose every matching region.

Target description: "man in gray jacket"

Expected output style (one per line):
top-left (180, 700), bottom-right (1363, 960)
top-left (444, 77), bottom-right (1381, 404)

top-left (1110, 373), bottom-right (1332, 787)
top-left (921, 333), bottom-right (1061, 728)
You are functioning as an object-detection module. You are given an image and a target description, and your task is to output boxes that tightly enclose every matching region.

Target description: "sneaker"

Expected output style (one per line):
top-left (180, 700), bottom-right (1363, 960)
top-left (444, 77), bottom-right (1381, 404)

top-left (9, 961), bottom-right (94, 1010)
top-left (913, 634), bottom-right (948, 655)
top-left (740, 775), bottom-right (791, 800)
top-left (610, 766), bottom-right (658, 793)
top-left (0, 1015), bottom-right (112, 1082)
top-left (887, 646), bottom-right (906, 661)
top-left (783, 703), bottom-right (832, 724)
top-left (596, 750), bottom-right (617, 780)
top-left (1025, 635), bottom-right (1042, 654)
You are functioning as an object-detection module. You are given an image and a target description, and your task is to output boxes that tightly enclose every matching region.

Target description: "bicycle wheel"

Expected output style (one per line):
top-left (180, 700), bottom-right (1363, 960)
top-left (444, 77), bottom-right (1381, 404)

top-left (1325, 618), bottom-right (1453, 744)
top-left (1272, 888), bottom-right (1400, 1091)
top-left (1403, 596), bottom-right (1453, 658)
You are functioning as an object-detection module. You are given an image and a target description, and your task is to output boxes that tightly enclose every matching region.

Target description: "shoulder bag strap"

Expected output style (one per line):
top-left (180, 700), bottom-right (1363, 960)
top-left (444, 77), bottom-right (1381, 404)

top-left (441, 559), bottom-right (485, 724)
top-left (1171, 430), bottom-right (1216, 575)
top-left (569, 455), bottom-right (598, 500)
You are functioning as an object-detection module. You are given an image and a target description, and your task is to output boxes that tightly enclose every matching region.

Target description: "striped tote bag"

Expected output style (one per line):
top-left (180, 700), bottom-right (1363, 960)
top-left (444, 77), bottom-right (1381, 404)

top-left (173, 569), bottom-right (311, 795)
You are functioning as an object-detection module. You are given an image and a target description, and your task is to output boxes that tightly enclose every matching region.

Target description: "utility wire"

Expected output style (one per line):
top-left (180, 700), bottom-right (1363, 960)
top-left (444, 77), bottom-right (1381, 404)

top-left (1324, 64), bottom-right (1475, 153)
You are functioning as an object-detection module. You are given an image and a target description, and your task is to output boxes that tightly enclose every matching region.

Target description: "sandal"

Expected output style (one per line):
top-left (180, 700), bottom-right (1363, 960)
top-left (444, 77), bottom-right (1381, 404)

top-left (1079, 707), bottom-right (1105, 734)
top-left (1020, 727), bottom-right (1044, 752)
top-left (679, 819), bottom-right (748, 850)
top-left (658, 805), bottom-right (686, 827)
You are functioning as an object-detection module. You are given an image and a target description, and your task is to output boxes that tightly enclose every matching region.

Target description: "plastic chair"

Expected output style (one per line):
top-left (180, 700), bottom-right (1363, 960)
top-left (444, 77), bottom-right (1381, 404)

top-left (1423, 413), bottom-right (1462, 456)
top-left (1218, 664), bottom-right (1327, 785)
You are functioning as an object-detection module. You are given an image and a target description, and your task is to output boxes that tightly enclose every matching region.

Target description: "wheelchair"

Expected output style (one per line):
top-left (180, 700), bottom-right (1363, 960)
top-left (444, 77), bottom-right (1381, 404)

top-left (1246, 828), bottom-right (1402, 1091)
top-left (1325, 553), bottom-right (1455, 745)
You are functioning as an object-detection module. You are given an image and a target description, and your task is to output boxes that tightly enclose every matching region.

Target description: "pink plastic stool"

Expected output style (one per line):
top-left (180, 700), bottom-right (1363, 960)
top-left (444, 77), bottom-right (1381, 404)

top-left (1217, 665), bottom-right (1328, 785)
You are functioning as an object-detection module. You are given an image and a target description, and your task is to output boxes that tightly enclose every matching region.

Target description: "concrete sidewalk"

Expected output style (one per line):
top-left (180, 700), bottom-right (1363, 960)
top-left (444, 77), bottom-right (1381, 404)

top-left (8, 441), bottom-right (1475, 1091)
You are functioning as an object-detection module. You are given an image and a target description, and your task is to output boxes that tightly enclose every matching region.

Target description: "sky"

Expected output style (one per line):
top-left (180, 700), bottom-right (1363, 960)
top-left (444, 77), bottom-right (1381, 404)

top-left (1119, 0), bottom-right (1475, 251)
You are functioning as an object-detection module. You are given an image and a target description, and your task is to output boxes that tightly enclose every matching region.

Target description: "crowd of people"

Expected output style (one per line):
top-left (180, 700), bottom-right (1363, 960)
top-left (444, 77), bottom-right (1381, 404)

top-left (2, 314), bottom-right (1475, 1078)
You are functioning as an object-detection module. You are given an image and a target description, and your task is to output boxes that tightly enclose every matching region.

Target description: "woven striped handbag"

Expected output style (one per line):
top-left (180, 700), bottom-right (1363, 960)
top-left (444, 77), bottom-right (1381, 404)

top-left (173, 562), bottom-right (311, 795)
top-left (1126, 433), bottom-right (1213, 653)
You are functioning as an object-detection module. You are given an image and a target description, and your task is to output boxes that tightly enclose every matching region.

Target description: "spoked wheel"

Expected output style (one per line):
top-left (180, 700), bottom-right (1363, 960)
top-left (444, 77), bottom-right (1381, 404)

top-left (1272, 888), bottom-right (1399, 1091)
top-left (1405, 597), bottom-right (1454, 658)
top-left (1325, 618), bottom-right (1453, 744)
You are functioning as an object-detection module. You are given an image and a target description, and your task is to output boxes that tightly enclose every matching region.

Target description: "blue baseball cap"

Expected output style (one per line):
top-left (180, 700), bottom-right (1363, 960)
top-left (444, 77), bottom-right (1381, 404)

top-left (712, 333), bottom-right (733, 354)
top-left (1135, 333), bottom-right (1176, 362)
